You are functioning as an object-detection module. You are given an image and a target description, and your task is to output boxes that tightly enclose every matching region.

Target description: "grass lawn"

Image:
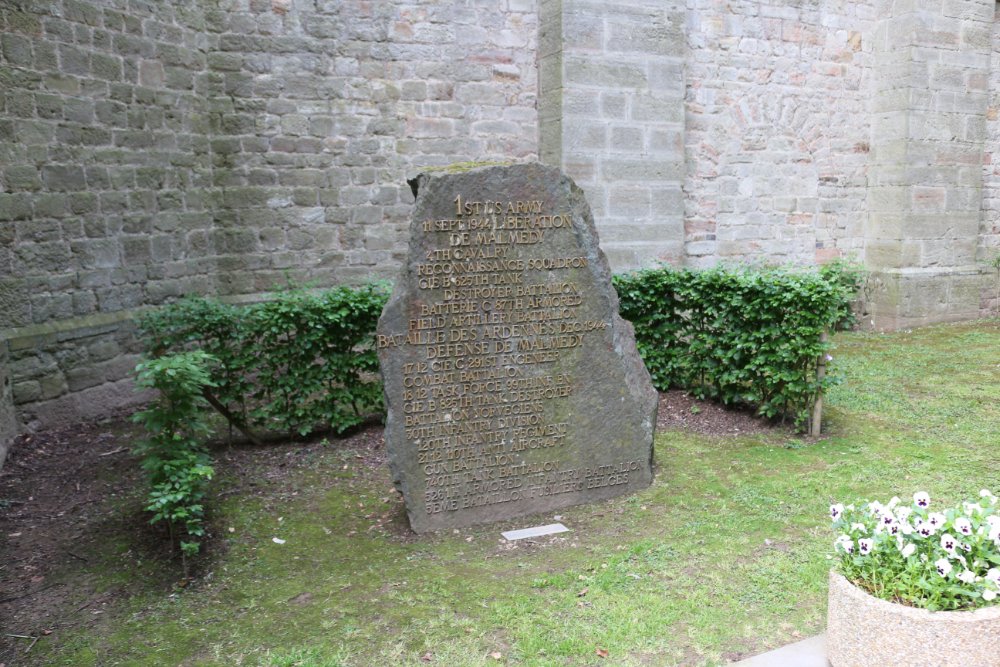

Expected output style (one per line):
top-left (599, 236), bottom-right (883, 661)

top-left (22, 320), bottom-right (1000, 666)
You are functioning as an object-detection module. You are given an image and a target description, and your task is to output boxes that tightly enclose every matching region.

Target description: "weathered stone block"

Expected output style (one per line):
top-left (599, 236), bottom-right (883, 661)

top-left (606, 14), bottom-right (684, 57)
top-left (41, 166), bottom-right (86, 192)
top-left (608, 186), bottom-right (652, 217)
top-left (610, 126), bottom-right (644, 152)
top-left (564, 57), bottom-right (648, 89)
top-left (12, 378), bottom-right (41, 404)
top-left (0, 194), bottom-right (33, 221)
top-left (1, 33), bottom-right (33, 67)
top-left (4, 165), bottom-right (42, 191)
top-left (38, 373), bottom-right (68, 401)
top-left (91, 52), bottom-right (123, 81)
top-left (58, 44), bottom-right (90, 76)
top-left (71, 239), bottom-right (120, 269)
top-left (15, 241), bottom-right (72, 273)
top-left (0, 342), bottom-right (17, 470)
top-left (378, 163), bottom-right (657, 533)
top-left (602, 159), bottom-right (683, 183)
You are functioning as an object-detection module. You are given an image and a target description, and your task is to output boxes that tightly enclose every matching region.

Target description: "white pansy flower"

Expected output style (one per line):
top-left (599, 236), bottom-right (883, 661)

top-left (858, 538), bottom-right (874, 556)
top-left (928, 512), bottom-right (946, 529)
top-left (899, 520), bottom-right (914, 536)
top-left (986, 568), bottom-right (1000, 584)
top-left (901, 543), bottom-right (916, 558)
top-left (940, 534), bottom-right (958, 553)
top-left (935, 558), bottom-right (953, 577)
top-left (895, 506), bottom-right (912, 521)
top-left (957, 570), bottom-right (976, 584)
top-left (888, 496), bottom-right (901, 509)
top-left (959, 541), bottom-right (972, 554)
top-left (954, 517), bottom-right (973, 536)
top-left (914, 492), bottom-right (930, 508)
top-left (830, 503), bottom-right (845, 521)
top-left (984, 589), bottom-right (997, 602)
top-left (834, 535), bottom-right (854, 554)
top-left (916, 520), bottom-right (936, 538)
top-left (850, 522), bottom-right (867, 534)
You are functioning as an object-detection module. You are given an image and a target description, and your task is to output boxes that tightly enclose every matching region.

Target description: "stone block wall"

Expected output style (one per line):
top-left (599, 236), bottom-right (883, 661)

top-left (539, 0), bottom-right (687, 269)
top-left (203, 0), bottom-right (538, 288)
top-left (0, 0), bottom-right (540, 443)
top-left (982, 3), bottom-right (1000, 315)
top-left (543, 0), bottom-right (994, 323)
top-left (683, 0), bottom-right (875, 268)
top-left (865, 0), bottom-right (990, 327)
top-left (0, 1), bottom-right (218, 430)
top-left (0, 2), bottom-right (219, 325)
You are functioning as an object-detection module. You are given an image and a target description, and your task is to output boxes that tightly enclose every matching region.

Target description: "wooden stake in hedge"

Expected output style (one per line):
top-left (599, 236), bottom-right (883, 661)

top-left (810, 331), bottom-right (829, 437)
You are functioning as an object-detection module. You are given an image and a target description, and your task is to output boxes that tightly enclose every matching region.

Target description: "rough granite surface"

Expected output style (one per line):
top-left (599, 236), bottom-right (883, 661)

top-left (377, 163), bottom-right (657, 533)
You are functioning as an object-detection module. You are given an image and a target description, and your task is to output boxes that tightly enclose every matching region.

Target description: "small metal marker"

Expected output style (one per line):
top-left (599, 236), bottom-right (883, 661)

top-left (501, 523), bottom-right (570, 541)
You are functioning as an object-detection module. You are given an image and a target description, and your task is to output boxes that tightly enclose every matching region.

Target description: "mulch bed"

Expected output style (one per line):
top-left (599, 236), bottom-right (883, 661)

top-left (0, 390), bottom-right (775, 665)
top-left (656, 390), bottom-right (776, 436)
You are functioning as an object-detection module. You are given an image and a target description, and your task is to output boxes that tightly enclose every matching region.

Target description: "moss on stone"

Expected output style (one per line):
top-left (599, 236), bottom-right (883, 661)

top-left (423, 161), bottom-right (516, 174)
top-left (5, 10), bottom-right (42, 35)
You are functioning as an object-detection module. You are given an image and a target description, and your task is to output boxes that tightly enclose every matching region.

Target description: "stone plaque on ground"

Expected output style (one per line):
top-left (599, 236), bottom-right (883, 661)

top-left (377, 163), bottom-right (657, 533)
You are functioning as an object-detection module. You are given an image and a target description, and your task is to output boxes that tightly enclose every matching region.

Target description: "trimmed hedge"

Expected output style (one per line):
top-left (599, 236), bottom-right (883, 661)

top-left (138, 263), bottom-right (860, 438)
top-left (614, 262), bottom-right (862, 429)
top-left (137, 283), bottom-right (389, 437)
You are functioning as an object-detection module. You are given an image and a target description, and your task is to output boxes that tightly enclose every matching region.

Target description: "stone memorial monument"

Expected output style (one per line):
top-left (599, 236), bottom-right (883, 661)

top-left (377, 163), bottom-right (657, 533)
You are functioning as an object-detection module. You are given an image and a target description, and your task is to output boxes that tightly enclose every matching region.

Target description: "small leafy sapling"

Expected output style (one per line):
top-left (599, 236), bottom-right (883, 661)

top-left (133, 350), bottom-right (217, 574)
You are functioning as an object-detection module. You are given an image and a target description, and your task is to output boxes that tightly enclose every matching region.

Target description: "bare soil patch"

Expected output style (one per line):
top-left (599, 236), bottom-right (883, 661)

top-left (656, 390), bottom-right (776, 436)
top-left (0, 408), bottom-right (149, 664)
top-left (0, 390), bottom-right (778, 664)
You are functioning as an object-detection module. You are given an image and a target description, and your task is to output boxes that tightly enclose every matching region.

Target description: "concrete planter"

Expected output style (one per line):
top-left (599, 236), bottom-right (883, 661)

top-left (827, 570), bottom-right (1000, 667)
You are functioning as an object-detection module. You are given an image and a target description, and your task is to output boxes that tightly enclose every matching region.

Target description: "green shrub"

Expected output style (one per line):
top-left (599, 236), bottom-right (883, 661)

top-left (614, 263), bottom-right (862, 429)
top-left (138, 282), bottom-right (389, 438)
top-left (132, 350), bottom-right (216, 567)
top-left (818, 258), bottom-right (867, 331)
